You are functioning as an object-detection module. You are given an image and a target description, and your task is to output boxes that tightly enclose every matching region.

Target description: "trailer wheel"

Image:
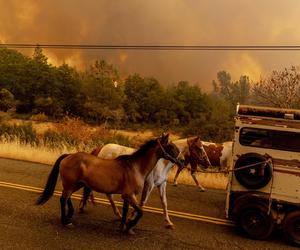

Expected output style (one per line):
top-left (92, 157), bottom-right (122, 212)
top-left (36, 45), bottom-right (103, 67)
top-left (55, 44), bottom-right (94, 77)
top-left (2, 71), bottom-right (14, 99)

top-left (234, 153), bottom-right (272, 189)
top-left (238, 202), bottom-right (274, 240)
top-left (282, 210), bottom-right (300, 246)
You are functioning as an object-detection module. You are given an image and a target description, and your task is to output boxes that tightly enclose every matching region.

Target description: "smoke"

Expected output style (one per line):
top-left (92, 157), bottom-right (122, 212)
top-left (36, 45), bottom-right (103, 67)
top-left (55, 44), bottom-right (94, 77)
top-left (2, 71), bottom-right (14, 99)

top-left (1, 0), bottom-right (300, 91)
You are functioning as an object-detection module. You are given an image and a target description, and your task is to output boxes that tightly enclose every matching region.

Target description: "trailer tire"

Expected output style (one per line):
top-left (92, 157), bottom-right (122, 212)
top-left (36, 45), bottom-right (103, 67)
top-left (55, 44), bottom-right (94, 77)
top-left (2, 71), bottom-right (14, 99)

top-left (237, 201), bottom-right (274, 240)
top-left (282, 210), bottom-right (300, 246)
top-left (234, 153), bottom-right (272, 189)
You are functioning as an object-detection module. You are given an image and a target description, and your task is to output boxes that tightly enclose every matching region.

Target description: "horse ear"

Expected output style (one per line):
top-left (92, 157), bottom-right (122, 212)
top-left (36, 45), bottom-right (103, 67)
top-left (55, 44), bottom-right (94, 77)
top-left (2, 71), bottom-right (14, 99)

top-left (161, 133), bottom-right (169, 144)
top-left (188, 136), bottom-right (201, 145)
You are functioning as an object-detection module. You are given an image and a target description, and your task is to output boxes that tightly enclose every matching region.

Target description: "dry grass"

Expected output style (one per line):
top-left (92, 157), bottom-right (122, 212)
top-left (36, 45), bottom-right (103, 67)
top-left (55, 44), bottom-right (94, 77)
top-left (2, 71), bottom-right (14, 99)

top-left (167, 168), bottom-right (228, 190)
top-left (0, 139), bottom-right (228, 190)
top-left (0, 140), bottom-right (75, 165)
top-left (0, 118), bottom-right (228, 190)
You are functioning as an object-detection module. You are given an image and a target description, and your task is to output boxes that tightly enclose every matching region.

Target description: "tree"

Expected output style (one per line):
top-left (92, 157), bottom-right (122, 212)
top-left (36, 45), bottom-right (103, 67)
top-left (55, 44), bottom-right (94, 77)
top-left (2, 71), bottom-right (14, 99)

top-left (183, 95), bottom-right (234, 142)
top-left (252, 66), bottom-right (300, 108)
top-left (212, 71), bottom-right (250, 106)
top-left (123, 74), bottom-right (163, 123)
top-left (170, 81), bottom-right (207, 124)
top-left (0, 48), bottom-right (30, 99)
top-left (9, 46), bottom-right (57, 113)
top-left (81, 59), bottom-right (124, 123)
top-left (238, 75), bottom-right (251, 104)
top-left (54, 64), bottom-right (83, 116)
top-left (32, 45), bottom-right (48, 65)
top-left (0, 88), bottom-right (15, 111)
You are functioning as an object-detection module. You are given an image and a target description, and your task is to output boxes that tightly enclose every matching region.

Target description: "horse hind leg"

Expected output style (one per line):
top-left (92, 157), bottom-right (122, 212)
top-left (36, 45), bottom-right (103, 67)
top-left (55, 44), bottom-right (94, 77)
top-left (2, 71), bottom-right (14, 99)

top-left (125, 194), bottom-right (143, 235)
top-left (78, 186), bottom-right (92, 213)
top-left (60, 190), bottom-right (73, 226)
top-left (119, 198), bottom-right (129, 232)
top-left (67, 198), bottom-right (74, 220)
top-left (106, 194), bottom-right (121, 219)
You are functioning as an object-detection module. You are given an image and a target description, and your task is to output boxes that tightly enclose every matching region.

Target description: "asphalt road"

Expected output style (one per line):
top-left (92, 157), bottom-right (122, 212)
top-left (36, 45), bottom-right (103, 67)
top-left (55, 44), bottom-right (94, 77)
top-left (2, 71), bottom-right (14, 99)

top-left (0, 158), bottom-right (297, 250)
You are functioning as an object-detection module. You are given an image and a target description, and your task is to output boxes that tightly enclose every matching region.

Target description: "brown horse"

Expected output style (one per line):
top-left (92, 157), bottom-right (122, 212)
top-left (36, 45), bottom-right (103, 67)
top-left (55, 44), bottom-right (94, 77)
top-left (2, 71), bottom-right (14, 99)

top-left (36, 134), bottom-right (183, 234)
top-left (171, 137), bottom-right (212, 190)
top-left (79, 137), bottom-right (210, 228)
top-left (173, 140), bottom-right (232, 189)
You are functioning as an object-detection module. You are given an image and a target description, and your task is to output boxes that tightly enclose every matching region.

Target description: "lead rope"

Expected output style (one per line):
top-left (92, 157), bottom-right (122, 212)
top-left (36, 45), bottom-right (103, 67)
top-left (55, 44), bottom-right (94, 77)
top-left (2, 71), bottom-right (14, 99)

top-left (193, 159), bottom-right (272, 174)
top-left (267, 158), bottom-right (274, 215)
top-left (190, 153), bottom-right (274, 214)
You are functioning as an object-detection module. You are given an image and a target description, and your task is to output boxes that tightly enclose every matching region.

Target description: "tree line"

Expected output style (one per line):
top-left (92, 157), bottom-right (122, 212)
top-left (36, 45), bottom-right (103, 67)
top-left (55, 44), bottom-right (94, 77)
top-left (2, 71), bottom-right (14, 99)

top-left (0, 47), bottom-right (299, 142)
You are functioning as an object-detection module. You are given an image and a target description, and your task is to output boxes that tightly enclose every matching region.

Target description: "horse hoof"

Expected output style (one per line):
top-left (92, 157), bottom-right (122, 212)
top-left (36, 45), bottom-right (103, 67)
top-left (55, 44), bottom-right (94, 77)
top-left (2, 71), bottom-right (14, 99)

top-left (165, 224), bottom-right (175, 229)
top-left (126, 229), bottom-right (136, 235)
top-left (173, 183), bottom-right (178, 187)
top-left (115, 213), bottom-right (122, 220)
top-left (64, 222), bottom-right (74, 228)
top-left (78, 208), bottom-right (85, 214)
top-left (117, 225), bottom-right (126, 233)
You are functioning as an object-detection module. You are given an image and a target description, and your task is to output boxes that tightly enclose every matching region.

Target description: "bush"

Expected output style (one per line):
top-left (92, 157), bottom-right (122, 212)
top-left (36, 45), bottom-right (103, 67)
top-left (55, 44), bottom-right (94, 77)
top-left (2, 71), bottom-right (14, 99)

top-left (43, 130), bottom-right (79, 150)
top-left (30, 113), bottom-right (48, 122)
top-left (54, 116), bottom-right (94, 141)
top-left (0, 88), bottom-right (15, 112)
top-left (103, 133), bottom-right (131, 147)
top-left (0, 123), bottom-right (37, 145)
top-left (0, 111), bottom-right (10, 123)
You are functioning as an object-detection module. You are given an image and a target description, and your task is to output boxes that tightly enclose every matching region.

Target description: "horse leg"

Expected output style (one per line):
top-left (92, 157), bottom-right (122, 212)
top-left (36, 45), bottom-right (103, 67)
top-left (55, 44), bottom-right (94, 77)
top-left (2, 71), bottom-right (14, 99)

top-left (78, 185), bottom-right (92, 213)
top-left (158, 182), bottom-right (174, 229)
top-left (106, 194), bottom-right (121, 219)
top-left (60, 190), bottom-right (72, 226)
top-left (130, 182), bottom-right (153, 219)
top-left (173, 159), bottom-right (188, 186)
top-left (119, 198), bottom-right (129, 232)
top-left (173, 167), bottom-right (183, 186)
top-left (191, 163), bottom-right (205, 191)
top-left (140, 182), bottom-right (154, 207)
top-left (67, 198), bottom-right (74, 220)
top-left (125, 194), bottom-right (143, 235)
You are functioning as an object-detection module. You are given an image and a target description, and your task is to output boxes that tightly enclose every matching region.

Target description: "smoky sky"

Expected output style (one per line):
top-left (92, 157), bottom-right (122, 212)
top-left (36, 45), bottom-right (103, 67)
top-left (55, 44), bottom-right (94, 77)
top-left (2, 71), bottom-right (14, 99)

top-left (1, 0), bottom-right (300, 91)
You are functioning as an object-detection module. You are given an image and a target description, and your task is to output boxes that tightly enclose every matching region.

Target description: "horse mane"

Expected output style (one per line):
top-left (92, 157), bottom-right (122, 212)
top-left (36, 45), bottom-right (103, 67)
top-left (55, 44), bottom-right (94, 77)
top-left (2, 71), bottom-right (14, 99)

top-left (116, 138), bottom-right (158, 161)
top-left (90, 146), bottom-right (103, 156)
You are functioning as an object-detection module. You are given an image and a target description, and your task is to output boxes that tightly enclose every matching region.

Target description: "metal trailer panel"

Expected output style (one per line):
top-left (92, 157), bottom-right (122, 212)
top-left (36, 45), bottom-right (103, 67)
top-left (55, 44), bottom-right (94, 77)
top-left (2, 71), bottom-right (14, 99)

top-left (226, 112), bottom-right (300, 217)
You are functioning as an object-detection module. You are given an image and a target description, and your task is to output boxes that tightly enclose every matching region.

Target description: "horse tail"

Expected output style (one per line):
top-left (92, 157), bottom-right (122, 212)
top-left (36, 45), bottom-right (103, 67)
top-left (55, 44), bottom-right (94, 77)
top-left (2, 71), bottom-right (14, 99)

top-left (36, 154), bottom-right (69, 205)
top-left (90, 145), bottom-right (104, 156)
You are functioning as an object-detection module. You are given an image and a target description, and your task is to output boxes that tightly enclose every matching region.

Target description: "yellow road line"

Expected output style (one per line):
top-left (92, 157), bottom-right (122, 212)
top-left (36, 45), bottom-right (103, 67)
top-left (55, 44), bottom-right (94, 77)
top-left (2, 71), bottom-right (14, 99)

top-left (0, 181), bottom-right (235, 227)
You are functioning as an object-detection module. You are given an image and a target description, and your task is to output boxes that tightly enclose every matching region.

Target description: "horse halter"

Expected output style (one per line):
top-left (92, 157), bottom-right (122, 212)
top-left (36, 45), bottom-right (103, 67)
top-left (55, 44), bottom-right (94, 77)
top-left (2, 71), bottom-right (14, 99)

top-left (188, 139), bottom-right (212, 168)
top-left (157, 139), bottom-right (184, 168)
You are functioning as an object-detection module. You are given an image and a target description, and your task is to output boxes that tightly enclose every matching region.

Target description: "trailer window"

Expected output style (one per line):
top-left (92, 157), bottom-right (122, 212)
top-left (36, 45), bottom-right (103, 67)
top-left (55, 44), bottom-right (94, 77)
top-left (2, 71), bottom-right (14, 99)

top-left (239, 127), bottom-right (300, 152)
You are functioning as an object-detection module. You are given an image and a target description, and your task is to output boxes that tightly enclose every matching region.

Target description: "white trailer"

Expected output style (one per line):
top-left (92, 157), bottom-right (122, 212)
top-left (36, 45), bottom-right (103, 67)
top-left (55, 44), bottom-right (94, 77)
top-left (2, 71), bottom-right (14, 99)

top-left (226, 105), bottom-right (300, 246)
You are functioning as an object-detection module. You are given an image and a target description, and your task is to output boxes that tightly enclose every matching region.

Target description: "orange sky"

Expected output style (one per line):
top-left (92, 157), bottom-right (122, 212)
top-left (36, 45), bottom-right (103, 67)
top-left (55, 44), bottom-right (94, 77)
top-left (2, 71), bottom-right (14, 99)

top-left (1, 0), bottom-right (300, 91)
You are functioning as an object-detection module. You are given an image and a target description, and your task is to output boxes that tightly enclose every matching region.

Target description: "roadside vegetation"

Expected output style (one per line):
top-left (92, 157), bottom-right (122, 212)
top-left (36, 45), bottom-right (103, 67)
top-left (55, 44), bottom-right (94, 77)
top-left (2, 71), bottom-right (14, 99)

top-left (1, 46), bottom-right (299, 189)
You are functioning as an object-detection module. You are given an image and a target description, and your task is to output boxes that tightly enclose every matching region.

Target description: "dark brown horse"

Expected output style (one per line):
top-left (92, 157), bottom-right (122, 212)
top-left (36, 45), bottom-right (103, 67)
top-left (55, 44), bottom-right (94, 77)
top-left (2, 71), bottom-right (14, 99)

top-left (36, 134), bottom-right (183, 234)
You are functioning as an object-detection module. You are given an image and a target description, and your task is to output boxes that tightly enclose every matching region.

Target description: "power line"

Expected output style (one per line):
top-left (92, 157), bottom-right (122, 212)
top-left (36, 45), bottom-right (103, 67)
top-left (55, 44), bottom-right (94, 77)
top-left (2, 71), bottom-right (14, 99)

top-left (1, 43), bottom-right (300, 51)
